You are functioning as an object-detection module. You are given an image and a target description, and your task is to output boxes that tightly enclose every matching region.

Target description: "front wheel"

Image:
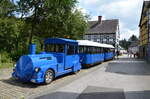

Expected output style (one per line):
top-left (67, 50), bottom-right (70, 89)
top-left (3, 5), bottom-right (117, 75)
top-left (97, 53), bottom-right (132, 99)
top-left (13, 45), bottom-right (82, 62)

top-left (44, 69), bottom-right (54, 84)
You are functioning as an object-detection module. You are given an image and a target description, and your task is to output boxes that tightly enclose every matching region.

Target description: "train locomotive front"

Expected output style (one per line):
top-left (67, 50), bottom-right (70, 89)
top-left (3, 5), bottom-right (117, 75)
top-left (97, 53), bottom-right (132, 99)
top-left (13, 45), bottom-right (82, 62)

top-left (12, 52), bottom-right (57, 83)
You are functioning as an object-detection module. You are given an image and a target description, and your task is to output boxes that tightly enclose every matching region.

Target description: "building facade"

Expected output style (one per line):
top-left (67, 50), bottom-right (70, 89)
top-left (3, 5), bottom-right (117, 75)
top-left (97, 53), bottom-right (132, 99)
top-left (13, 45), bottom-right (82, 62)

top-left (84, 16), bottom-right (120, 51)
top-left (139, 1), bottom-right (150, 62)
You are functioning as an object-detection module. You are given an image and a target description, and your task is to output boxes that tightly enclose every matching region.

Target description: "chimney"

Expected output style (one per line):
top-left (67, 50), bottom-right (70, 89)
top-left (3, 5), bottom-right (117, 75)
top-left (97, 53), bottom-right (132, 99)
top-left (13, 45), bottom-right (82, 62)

top-left (98, 16), bottom-right (102, 23)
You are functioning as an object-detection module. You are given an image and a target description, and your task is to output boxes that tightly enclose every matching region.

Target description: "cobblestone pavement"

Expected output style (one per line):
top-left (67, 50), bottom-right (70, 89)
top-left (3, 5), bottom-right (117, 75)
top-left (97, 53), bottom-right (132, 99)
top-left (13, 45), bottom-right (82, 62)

top-left (1, 55), bottom-right (150, 99)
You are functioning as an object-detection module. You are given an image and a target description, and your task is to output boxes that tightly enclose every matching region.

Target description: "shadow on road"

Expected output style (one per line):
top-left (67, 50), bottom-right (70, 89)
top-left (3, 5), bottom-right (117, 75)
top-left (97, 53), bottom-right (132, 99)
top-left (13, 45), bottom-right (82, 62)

top-left (0, 78), bottom-right (39, 88)
top-left (0, 72), bottom-right (76, 88)
top-left (106, 57), bottom-right (150, 75)
top-left (35, 86), bottom-right (150, 99)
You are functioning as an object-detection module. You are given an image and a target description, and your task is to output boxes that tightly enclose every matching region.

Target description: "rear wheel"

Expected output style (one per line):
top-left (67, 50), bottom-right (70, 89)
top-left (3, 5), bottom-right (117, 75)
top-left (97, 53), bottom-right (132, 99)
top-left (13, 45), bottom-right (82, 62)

top-left (73, 70), bottom-right (80, 74)
top-left (44, 69), bottom-right (54, 84)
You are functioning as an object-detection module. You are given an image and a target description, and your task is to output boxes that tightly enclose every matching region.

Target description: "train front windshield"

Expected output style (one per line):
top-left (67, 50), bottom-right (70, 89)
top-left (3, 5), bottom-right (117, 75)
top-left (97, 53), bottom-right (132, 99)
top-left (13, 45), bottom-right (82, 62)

top-left (45, 44), bottom-right (64, 53)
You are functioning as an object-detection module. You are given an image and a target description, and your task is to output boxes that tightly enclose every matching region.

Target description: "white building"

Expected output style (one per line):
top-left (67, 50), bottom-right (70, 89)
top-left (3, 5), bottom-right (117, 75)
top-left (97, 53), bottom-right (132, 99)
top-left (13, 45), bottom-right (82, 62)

top-left (84, 16), bottom-right (120, 51)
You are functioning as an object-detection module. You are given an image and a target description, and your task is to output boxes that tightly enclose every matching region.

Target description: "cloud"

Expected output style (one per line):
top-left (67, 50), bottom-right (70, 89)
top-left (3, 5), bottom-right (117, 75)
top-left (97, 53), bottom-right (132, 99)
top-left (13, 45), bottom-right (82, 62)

top-left (99, 0), bottom-right (141, 18)
top-left (119, 21), bottom-right (139, 40)
top-left (78, 0), bottom-right (143, 40)
top-left (78, 0), bottom-right (99, 5)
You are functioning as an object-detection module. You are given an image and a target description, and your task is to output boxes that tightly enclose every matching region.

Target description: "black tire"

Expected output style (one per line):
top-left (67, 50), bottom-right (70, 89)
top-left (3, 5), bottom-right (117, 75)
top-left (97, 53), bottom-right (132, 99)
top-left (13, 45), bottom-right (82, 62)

top-left (73, 70), bottom-right (80, 74)
top-left (44, 69), bottom-right (54, 84)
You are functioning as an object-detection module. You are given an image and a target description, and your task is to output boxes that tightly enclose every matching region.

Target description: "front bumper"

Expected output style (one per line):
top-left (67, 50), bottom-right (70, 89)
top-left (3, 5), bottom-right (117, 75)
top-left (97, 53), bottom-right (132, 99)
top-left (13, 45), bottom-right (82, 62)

top-left (30, 78), bottom-right (44, 83)
top-left (30, 72), bottom-right (44, 83)
top-left (12, 71), bottom-right (44, 83)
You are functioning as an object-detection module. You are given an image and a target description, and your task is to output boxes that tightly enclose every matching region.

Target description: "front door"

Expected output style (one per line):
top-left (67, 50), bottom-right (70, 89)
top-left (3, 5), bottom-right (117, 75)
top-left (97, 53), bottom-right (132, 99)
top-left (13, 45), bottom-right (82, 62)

top-left (65, 45), bottom-right (77, 69)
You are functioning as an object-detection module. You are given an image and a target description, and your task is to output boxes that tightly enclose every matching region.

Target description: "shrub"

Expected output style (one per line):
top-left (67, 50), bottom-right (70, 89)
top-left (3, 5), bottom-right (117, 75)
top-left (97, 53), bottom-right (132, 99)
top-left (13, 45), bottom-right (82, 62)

top-left (0, 51), bottom-right (12, 63)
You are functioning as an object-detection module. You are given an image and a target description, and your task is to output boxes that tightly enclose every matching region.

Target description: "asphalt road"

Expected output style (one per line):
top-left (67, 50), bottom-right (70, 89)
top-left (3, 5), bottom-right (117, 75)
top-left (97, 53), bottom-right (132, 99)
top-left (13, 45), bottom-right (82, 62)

top-left (33, 55), bottom-right (150, 99)
top-left (1, 55), bottom-right (150, 99)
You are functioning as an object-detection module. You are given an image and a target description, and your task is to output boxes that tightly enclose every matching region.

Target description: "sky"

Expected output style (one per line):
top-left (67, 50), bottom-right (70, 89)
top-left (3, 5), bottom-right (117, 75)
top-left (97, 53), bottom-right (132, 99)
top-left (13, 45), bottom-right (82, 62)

top-left (77, 0), bottom-right (143, 40)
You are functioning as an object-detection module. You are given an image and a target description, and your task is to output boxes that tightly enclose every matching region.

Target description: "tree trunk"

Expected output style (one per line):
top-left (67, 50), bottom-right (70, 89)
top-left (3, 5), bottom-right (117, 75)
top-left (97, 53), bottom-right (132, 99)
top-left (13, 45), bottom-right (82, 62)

top-left (28, 7), bottom-right (37, 45)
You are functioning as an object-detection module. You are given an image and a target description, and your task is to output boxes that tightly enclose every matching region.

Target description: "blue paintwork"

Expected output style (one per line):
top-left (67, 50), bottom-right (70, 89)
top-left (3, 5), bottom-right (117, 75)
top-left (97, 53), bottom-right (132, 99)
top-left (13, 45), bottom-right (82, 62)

top-left (12, 38), bottom-right (81, 84)
top-left (79, 53), bottom-right (104, 65)
top-left (104, 52), bottom-right (114, 60)
top-left (45, 38), bottom-right (78, 45)
top-left (12, 54), bottom-right (57, 83)
top-left (29, 44), bottom-right (36, 54)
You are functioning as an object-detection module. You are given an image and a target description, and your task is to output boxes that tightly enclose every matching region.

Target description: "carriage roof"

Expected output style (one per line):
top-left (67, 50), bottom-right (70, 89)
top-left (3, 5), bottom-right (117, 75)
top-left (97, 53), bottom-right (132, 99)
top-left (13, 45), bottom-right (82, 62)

top-left (77, 40), bottom-right (114, 48)
top-left (44, 38), bottom-right (78, 45)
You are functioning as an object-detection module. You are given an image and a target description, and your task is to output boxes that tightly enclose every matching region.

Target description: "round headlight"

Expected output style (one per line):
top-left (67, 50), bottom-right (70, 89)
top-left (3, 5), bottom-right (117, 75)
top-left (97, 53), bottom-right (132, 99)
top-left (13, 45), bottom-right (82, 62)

top-left (35, 67), bottom-right (41, 72)
top-left (14, 64), bottom-right (16, 67)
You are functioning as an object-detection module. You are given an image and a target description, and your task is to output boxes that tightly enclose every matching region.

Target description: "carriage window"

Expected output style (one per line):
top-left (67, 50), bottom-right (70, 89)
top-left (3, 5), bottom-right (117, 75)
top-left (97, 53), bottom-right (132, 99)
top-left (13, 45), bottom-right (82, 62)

top-left (110, 48), bottom-right (114, 52)
top-left (98, 47), bottom-right (100, 53)
top-left (106, 48), bottom-right (110, 52)
top-left (104, 48), bottom-right (108, 53)
top-left (101, 48), bottom-right (104, 53)
top-left (79, 46), bottom-right (84, 53)
top-left (94, 47), bottom-right (96, 54)
top-left (89, 47), bottom-right (93, 54)
top-left (86, 46), bottom-right (90, 54)
top-left (86, 47), bottom-right (89, 53)
top-left (90, 47), bottom-right (93, 54)
top-left (75, 46), bottom-right (78, 54)
top-left (67, 45), bottom-right (75, 55)
top-left (97, 47), bottom-right (99, 53)
top-left (45, 44), bottom-right (64, 53)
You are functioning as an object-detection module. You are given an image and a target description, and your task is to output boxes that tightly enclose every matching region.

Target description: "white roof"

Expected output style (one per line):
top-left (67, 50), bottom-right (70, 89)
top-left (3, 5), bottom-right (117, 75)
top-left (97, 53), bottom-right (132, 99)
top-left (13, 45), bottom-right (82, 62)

top-left (77, 40), bottom-right (114, 48)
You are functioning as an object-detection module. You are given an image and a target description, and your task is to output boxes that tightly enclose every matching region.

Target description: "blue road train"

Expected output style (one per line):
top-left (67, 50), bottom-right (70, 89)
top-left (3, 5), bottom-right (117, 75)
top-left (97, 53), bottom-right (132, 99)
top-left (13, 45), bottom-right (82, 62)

top-left (12, 38), bottom-right (114, 84)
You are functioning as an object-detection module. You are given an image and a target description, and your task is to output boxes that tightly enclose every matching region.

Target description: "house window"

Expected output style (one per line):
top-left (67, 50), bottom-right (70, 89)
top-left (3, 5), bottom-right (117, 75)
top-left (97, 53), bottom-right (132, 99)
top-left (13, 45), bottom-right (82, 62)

top-left (91, 35), bottom-right (94, 39)
top-left (109, 39), bottom-right (114, 42)
top-left (100, 35), bottom-right (102, 38)
top-left (103, 39), bottom-right (107, 42)
top-left (97, 39), bottom-right (100, 42)
top-left (88, 35), bottom-right (91, 38)
top-left (91, 39), bottom-right (94, 41)
top-left (94, 39), bottom-right (97, 42)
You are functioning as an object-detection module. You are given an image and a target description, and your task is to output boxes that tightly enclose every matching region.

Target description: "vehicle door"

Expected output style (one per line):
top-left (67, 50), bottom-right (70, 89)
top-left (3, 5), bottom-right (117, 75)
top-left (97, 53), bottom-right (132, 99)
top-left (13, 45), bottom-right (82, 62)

top-left (65, 45), bottom-right (78, 69)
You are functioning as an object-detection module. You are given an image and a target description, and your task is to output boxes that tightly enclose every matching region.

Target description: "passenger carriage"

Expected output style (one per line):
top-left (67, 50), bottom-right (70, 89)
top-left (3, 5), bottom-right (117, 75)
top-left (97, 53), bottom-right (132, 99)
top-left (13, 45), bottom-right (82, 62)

top-left (77, 40), bottom-right (105, 67)
top-left (77, 40), bottom-right (115, 68)
top-left (102, 44), bottom-right (115, 61)
top-left (12, 38), bottom-right (81, 84)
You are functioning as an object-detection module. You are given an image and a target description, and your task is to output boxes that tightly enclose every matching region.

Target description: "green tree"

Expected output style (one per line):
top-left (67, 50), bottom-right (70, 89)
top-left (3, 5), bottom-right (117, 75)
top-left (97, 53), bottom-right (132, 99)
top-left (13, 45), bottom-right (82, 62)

top-left (0, 0), bottom-right (16, 18)
top-left (0, 18), bottom-right (28, 61)
top-left (119, 35), bottom-right (139, 50)
top-left (119, 39), bottom-right (130, 50)
top-left (17, 0), bottom-right (88, 44)
top-left (0, 0), bottom-right (88, 62)
top-left (129, 34), bottom-right (139, 42)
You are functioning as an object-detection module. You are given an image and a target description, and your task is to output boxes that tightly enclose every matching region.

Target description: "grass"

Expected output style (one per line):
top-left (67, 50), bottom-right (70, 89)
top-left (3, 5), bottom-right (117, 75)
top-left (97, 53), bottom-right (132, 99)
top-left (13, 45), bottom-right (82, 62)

top-left (0, 63), bottom-right (14, 69)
